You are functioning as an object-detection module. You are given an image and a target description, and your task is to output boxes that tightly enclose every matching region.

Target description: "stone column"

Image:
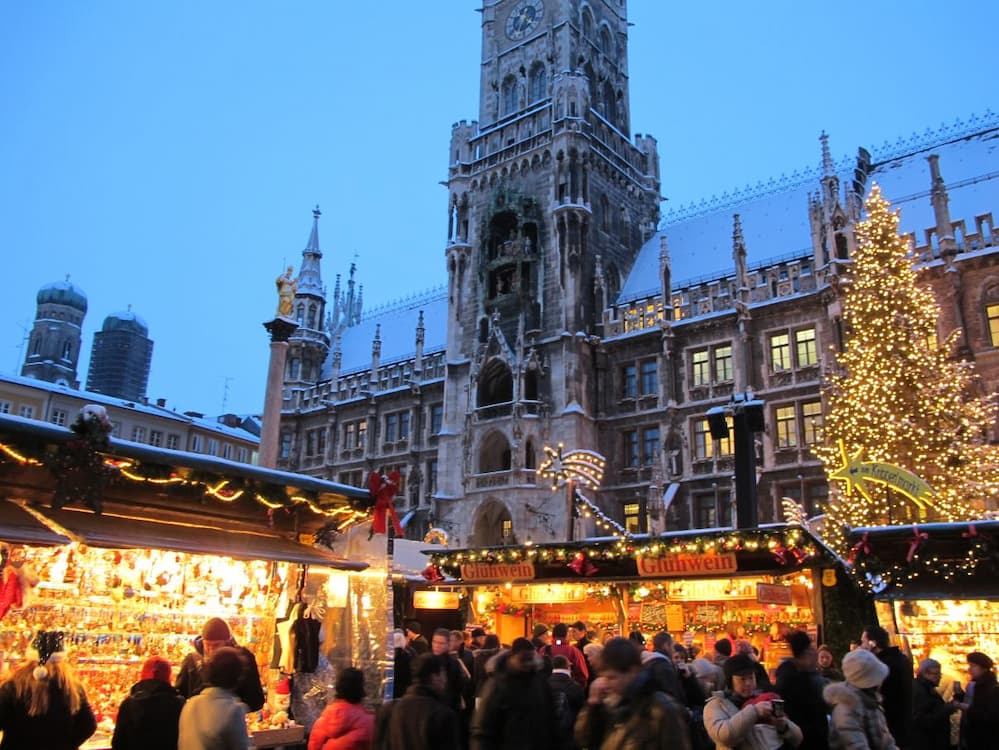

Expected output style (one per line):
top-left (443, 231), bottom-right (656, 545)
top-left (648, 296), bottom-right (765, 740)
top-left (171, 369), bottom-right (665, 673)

top-left (259, 317), bottom-right (298, 468)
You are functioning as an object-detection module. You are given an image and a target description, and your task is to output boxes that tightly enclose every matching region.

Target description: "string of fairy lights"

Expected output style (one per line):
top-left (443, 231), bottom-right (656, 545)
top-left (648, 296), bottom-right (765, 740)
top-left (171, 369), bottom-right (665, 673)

top-left (0, 440), bottom-right (371, 528)
top-left (427, 526), bottom-right (820, 573)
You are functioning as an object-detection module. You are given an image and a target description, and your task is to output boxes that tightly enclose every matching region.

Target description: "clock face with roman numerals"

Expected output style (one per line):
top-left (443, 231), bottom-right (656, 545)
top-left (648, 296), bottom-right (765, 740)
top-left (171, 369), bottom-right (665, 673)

top-left (505, 0), bottom-right (544, 41)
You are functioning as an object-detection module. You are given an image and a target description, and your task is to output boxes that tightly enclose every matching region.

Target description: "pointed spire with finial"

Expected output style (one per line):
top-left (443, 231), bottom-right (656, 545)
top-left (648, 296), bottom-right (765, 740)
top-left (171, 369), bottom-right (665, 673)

top-left (658, 234), bottom-right (672, 303)
top-left (369, 323), bottom-right (381, 386)
top-left (414, 310), bottom-right (425, 374)
top-left (820, 131), bottom-right (834, 177)
top-left (928, 154), bottom-right (956, 257)
top-left (295, 205), bottom-right (325, 303)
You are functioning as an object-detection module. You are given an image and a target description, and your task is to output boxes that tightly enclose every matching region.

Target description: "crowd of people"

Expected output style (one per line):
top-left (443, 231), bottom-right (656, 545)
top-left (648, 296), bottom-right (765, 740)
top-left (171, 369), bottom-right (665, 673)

top-left (0, 616), bottom-right (997, 750)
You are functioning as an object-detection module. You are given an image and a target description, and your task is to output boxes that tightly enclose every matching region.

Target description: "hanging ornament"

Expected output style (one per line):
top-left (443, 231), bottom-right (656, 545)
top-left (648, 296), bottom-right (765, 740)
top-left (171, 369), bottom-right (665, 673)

top-left (421, 564), bottom-right (445, 583)
top-left (567, 552), bottom-right (598, 577)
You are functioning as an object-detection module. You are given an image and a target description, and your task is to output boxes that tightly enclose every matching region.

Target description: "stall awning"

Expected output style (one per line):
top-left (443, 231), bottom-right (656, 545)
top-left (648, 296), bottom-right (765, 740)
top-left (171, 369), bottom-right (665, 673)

top-left (21, 503), bottom-right (368, 570)
top-left (0, 499), bottom-right (71, 546)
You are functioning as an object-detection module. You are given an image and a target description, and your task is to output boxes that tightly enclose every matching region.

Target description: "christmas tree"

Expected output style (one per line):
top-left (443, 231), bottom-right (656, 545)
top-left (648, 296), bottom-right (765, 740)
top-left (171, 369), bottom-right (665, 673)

top-left (818, 184), bottom-right (999, 552)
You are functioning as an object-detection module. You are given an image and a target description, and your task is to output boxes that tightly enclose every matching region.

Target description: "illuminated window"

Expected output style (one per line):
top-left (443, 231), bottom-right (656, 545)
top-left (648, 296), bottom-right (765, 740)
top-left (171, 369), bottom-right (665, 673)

top-left (623, 430), bottom-right (639, 467)
top-left (622, 364), bottom-right (637, 398)
top-left (771, 333), bottom-right (791, 371)
top-left (501, 519), bottom-right (513, 540)
top-left (802, 400), bottom-right (823, 445)
top-left (641, 426), bottom-right (659, 465)
top-left (640, 360), bottom-right (657, 395)
top-left (691, 350), bottom-right (710, 386)
top-left (624, 503), bottom-right (641, 533)
top-left (795, 327), bottom-right (817, 366)
top-left (988, 304), bottom-right (999, 347)
top-left (717, 417), bottom-right (733, 456)
top-left (714, 345), bottom-right (733, 382)
top-left (693, 419), bottom-right (712, 460)
top-left (775, 405), bottom-right (797, 448)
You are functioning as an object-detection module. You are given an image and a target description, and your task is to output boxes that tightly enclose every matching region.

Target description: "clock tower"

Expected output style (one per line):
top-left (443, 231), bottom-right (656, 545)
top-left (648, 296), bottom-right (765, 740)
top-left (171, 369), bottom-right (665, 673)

top-left (436, 0), bottom-right (661, 546)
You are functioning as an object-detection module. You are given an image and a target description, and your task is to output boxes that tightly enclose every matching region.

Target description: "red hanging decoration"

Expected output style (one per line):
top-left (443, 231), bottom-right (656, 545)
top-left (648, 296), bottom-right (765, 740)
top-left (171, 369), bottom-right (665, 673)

top-left (0, 567), bottom-right (24, 621)
top-left (848, 532), bottom-right (871, 565)
top-left (568, 552), bottom-right (598, 577)
top-left (963, 524), bottom-right (979, 539)
top-left (771, 544), bottom-right (788, 565)
top-left (421, 564), bottom-right (445, 583)
top-left (367, 470), bottom-right (404, 539)
top-left (906, 525), bottom-right (929, 563)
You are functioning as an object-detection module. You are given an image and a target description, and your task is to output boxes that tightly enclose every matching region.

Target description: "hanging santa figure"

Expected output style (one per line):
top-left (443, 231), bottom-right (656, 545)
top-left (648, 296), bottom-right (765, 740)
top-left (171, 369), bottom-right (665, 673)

top-left (367, 469), bottom-right (404, 539)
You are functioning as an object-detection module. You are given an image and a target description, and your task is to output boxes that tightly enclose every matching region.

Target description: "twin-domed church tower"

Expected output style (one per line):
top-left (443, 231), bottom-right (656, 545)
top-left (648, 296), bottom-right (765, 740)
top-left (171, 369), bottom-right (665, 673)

top-left (436, 0), bottom-right (660, 539)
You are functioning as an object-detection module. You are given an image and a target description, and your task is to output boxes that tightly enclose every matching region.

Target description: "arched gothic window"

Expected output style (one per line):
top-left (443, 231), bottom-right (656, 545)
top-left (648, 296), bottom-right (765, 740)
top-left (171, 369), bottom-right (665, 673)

top-left (581, 7), bottom-right (593, 38)
top-left (501, 75), bottom-right (518, 116)
top-left (61, 340), bottom-right (71, 359)
top-left (296, 303), bottom-right (305, 322)
top-left (600, 27), bottom-right (613, 55)
top-left (528, 63), bottom-right (546, 103)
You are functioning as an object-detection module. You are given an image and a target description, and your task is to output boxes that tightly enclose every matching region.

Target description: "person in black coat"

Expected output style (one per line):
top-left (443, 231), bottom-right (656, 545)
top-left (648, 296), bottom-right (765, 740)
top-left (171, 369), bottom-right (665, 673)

top-left (862, 625), bottom-right (913, 749)
top-left (643, 632), bottom-right (686, 706)
top-left (960, 651), bottom-right (999, 750)
top-left (774, 630), bottom-right (829, 750)
top-left (392, 629), bottom-right (413, 700)
top-left (111, 657), bottom-right (185, 750)
top-left (911, 658), bottom-right (957, 750)
top-left (174, 617), bottom-right (265, 711)
top-left (548, 655), bottom-right (585, 750)
top-left (377, 653), bottom-right (460, 750)
top-left (471, 638), bottom-right (557, 750)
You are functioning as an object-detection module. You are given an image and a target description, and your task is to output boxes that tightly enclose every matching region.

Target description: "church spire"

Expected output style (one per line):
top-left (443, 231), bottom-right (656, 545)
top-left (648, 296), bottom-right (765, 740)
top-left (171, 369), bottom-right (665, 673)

top-left (297, 205), bottom-right (325, 300)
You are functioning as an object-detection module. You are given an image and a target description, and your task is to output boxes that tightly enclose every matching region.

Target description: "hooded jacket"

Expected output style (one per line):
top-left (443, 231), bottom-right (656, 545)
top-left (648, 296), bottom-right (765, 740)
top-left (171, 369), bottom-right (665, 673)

top-left (308, 699), bottom-right (374, 750)
top-left (703, 689), bottom-right (802, 750)
top-left (472, 651), bottom-right (556, 750)
top-left (575, 668), bottom-right (692, 750)
top-left (642, 651), bottom-right (687, 707)
top-left (823, 681), bottom-right (897, 750)
top-left (112, 678), bottom-right (185, 750)
top-left (773, 659), bottom-right (829, 750)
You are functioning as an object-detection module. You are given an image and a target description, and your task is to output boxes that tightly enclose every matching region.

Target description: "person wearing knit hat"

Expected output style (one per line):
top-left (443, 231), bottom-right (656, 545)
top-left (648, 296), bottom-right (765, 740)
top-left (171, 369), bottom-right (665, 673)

top-left (111, 656), bottom-right (185, 750)
top-left (531, 622), bottom-right (551, 650)
top-left (824, 649), bottom-right (897, 750)
top-left (962, 651), bottom-right (999, 750)
top-left (702, 651), bottom-right (803, 750)
top-left (174, 616), bottom-right (265, 711)
top-left (0, 630), bottom-right (97, 749)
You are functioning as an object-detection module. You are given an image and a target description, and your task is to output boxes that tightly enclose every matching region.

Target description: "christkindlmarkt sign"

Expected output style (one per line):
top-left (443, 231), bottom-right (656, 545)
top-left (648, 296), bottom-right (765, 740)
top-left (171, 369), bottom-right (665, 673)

top-left (829, 442), bottom-right (936, 509)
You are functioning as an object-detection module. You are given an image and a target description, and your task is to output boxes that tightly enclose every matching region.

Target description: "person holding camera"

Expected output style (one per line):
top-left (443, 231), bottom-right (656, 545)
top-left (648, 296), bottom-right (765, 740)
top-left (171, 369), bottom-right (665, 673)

top-left (704, 653), bottom-right (802, 750)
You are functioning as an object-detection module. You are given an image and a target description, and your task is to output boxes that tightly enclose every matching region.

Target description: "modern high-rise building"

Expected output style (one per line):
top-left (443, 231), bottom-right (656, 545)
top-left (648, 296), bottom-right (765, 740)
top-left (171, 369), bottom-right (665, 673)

top-left (21, 277), bottom-right (88, 388)
top-left (86, 308), bottom-right (154, 402)
top-left (272, 2), bottom-right (999, 547)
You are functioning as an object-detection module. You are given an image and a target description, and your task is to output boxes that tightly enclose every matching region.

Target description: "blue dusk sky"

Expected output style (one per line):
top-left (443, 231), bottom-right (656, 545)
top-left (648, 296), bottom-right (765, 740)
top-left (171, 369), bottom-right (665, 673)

top-left (1, 1), bottom-right (995, 417)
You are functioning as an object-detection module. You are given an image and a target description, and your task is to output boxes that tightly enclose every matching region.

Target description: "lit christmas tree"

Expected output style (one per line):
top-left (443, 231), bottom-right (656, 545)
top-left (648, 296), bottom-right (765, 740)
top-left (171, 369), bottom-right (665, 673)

top-left (818, 184), bottom-right (999, 552)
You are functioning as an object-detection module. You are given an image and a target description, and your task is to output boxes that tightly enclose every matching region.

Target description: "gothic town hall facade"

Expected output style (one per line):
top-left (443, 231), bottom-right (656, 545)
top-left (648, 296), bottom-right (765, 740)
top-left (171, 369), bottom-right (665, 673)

top-left (274, 0), bottom-right (999, 547)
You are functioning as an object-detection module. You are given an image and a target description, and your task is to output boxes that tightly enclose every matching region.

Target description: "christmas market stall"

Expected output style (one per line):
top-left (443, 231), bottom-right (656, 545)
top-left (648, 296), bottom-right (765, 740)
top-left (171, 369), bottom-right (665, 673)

top-left (0, 409), bottom-right (386, 749)
top-left (424, 523), bottom-right (836, 675)
top-left (847, 520), bottom-right (999, 685)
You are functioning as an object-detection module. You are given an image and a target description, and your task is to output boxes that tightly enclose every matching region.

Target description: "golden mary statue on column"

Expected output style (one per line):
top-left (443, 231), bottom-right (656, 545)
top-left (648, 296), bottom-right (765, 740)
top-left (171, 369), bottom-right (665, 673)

top-left (275, 266), bottom-right (298, 318)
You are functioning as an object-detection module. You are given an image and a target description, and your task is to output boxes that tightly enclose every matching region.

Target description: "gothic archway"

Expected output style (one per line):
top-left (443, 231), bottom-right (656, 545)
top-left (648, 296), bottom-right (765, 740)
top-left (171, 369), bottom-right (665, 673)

top-left (471, 499), bottom-right (514, 546)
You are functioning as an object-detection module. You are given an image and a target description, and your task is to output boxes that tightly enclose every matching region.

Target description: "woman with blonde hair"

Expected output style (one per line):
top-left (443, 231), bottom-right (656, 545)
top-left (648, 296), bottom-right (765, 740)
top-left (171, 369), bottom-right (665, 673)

top-left (0, 630), bottom-right (97, 749)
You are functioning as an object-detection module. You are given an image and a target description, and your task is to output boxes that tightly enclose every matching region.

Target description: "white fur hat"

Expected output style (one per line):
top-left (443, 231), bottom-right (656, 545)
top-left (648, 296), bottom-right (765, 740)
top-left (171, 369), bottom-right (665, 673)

top-left (842, 648), bottom-right (889, 689)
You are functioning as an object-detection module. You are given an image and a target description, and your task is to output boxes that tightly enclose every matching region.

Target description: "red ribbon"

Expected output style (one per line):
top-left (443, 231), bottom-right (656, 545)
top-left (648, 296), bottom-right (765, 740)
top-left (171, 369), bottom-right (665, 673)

top-left (907, 525), bottom-right (929, 563)
top-left (421, 564), bottom-right (444, 583)
top-left (0, 568), bottom-right (24, 621)
top-left (568, 552), bottom-right (598, 577)
top-left (849, 532), bottom-right (871, 564)
top-left (963, 524), bottom-right (979, 539)
top-left (771, 544), bottom-right (788, 565)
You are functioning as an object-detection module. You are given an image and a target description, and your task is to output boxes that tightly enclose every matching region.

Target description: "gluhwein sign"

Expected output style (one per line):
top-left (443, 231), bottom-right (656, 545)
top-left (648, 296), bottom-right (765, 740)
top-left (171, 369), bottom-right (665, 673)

top-left (636, 553), bottom-right (738, 578)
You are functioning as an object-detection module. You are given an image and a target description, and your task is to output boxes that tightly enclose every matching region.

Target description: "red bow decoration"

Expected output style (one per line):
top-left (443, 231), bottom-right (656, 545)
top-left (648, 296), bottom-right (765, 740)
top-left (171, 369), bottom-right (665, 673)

top-left (790, 547), bottom-right (808, 564)
top-left (907, 525), bottom-right (929, 563)
top-left (771, 544), bottom-right (788, 565)
top-left (568, 552), bottom-right (598, 577)
top-left (963, 524), bottom-right (979, 539)
top-left (421, 564), bottom-right (445, 583)
top-left (368, 470), bottom-right (404, 539)
top-left (848, 532), bottom-right (871, 565)
top-left (0, 567), bottom-right (24, 621)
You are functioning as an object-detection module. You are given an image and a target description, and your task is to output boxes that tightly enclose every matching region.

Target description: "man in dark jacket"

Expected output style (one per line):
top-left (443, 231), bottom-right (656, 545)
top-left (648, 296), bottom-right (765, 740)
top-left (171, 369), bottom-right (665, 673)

top-left (407, 620), bottom-right (431, 655)
top-left (774, 630), bottom-right (829, 750)
top-left (174, 617), bottom-right (265, 711)
top-left (379, 653), bottom-right (460, 750)
top-left (472, 638), bottom-right (557, 750)
top-left (962, 651), bottom-right (999, 750)
top-left (911, 658), bottom-right (957, 750)
top-left (548, 655), bottom-right (585, 750)
top-left (644, 631), bottom-right (686, 706)
top-left (863, 625), bottom-right (913, 749)
top-left (112, 657), bottom-right (185, 750)
top-left (473, 634), bottom-right (501, 697)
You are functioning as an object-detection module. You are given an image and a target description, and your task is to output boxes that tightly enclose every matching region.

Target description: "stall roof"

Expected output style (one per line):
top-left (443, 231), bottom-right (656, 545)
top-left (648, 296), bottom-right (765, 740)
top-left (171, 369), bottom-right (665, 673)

top-left (18, 502), bottom-right (368, 570)
top-left (0, 498), bottom-right (70, 546)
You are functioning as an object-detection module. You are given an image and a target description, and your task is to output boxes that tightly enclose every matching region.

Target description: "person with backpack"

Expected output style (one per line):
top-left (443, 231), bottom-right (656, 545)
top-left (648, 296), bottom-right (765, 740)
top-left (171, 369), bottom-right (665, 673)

top-left (544, 623), bottom-right (589, 688)
top-left (549, 655), bottom-right (585, 750)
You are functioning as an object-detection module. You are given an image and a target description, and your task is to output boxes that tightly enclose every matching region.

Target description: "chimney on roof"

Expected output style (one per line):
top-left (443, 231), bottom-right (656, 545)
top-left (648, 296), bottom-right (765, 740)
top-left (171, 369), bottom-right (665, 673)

top-left (156, 398), bottom-right (167, 408)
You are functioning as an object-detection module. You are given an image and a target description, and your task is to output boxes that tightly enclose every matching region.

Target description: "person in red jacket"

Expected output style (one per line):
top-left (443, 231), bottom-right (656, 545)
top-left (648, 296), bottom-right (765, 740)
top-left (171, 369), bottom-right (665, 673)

top-left (308, 668), bottom-right (374, 750)
top-left (543, 623), bottom-right (589, 688)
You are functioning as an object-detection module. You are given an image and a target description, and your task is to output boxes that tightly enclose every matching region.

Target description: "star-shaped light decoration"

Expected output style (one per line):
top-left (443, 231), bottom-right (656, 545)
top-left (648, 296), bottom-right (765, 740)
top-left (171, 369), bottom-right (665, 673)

top-left (537, 443), bottom-right (605, 491)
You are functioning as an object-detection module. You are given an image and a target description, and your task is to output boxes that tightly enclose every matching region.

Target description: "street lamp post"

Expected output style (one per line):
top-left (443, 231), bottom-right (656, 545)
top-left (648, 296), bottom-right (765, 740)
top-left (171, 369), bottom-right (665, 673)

top-left (707, 393), bottom-right (765, 529)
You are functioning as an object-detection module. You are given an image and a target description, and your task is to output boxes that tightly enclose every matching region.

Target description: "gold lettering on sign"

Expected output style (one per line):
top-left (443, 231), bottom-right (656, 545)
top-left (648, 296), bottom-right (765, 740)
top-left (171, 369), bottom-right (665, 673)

top-left (636, 553), bottom-right (738, 578)
top-left (459, 562), bottom-right (536, 581)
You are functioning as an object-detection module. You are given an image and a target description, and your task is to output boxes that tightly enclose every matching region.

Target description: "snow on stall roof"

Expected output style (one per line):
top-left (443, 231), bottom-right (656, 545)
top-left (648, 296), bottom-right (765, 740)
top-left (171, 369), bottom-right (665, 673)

top-left (618, 112), bottom-right (999, 305)
top-left (320, 285), bottom-right (448, 378)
